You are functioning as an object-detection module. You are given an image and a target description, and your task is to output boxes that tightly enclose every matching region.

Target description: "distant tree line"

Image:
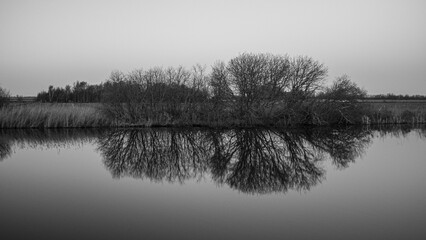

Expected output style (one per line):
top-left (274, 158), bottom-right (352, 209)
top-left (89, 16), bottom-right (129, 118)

top-left (365, 93), bottom-right (426, 100)
top-left (36, 81), bottom-right (103, 103)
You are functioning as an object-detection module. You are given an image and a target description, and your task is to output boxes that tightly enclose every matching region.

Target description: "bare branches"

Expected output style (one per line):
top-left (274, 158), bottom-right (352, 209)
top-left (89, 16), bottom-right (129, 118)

top-left (288, 56), bottom-right (328, 97)
top-left (210, 61), bottom-right (233, 103)
top-left (100, 53), bottom-right (366, 126)
top-left (324, 75), bottom-right (367, 101)
top-left (0, 86), bottom-right (10, 107)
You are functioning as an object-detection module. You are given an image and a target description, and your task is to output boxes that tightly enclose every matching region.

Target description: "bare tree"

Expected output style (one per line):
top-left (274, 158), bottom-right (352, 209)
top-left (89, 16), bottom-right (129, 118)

top-left (324, 74), bottom-right (366, 100)
top-left (263, 54), bottom-right (291, 99)
top-left (287, 56), bottom-right (328, 98)
top-left (48, 85), bottom-right (54, 102)
top-left (314, 75), bottom-right (367, 124)
top-left (210, 61), bottom-right (233, 104)
top-left (0, 86), bottom-right (10, 107)
top-left (228, 53), bottom-right (269, 120)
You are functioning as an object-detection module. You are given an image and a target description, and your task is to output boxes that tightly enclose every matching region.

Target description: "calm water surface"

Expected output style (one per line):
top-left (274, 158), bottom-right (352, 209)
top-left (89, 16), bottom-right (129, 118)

top-left (1, 126), bottom-right (425, 240)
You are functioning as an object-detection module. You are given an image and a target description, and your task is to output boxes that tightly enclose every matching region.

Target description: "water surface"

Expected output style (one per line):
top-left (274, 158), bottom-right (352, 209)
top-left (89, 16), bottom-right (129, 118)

top-left (1, 126), bottom-right (425, 239)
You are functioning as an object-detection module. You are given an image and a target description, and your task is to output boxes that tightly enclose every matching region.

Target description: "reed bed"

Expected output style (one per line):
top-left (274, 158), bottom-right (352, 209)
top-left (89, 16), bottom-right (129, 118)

top-left (362, 102), bottom-right (426, 125)
top-left (0, 103), bottom-right (112, 128)
top-left (1, 102), bottom-right (425, 129)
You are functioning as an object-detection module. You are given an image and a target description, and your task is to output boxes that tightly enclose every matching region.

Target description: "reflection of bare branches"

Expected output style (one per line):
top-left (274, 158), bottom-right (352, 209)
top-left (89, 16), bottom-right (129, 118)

top-left (98, 127), bottom-right (377, 194)
top-left (97, 129), bottom-right (210, 183)
top-left (293, 127), bottom-right (372, 169)
top-left (4, 126), bottom-right (423, 194)
top-left (207, 129), bottom-right (326, 194)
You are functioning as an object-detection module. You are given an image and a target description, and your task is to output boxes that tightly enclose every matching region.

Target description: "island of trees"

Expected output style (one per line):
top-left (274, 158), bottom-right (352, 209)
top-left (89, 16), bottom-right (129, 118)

top-left (1, 53), bottom-right (425, 128)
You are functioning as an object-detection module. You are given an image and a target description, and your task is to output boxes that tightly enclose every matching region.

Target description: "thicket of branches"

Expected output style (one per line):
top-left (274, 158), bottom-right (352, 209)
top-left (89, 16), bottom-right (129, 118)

top-left (102, 65), bottom-right (210, 124)
top-left (102, 53), bottom-right (367, 126)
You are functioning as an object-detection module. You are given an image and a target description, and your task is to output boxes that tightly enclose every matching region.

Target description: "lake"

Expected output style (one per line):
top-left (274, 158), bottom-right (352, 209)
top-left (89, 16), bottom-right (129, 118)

top-left (1, 126), bottom-right (425, 239)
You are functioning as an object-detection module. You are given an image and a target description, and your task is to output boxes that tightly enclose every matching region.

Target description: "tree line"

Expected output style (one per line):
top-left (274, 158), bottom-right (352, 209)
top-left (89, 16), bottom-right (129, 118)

top-left (365, 93), bottom-right (426, 100)
top-left (27, 53), bottom-right (369, 125)
top-left (36, 81), bottom-right (103, 103)
top-left (5, 52), bottom-right (408, 126)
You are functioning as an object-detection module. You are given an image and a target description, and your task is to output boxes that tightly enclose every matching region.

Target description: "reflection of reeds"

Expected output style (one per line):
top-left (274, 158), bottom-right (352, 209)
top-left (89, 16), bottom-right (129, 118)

top-left (0, 128), bottom-right (105, 161)
top-left (0, 138), bottom-right (12, 161)
top-left (0, 103), bottom-right (112, 128)
top-left (0, 128), bottom-right (105, 151)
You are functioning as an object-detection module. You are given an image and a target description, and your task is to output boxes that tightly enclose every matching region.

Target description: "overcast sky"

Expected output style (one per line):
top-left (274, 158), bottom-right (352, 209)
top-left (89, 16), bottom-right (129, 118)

top-left (1, 0), bottom-right (425, 96)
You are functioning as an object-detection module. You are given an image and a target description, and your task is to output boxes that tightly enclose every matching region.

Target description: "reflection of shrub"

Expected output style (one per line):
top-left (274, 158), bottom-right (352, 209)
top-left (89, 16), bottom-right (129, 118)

top-left (0, 139), bottom-right (11, 161)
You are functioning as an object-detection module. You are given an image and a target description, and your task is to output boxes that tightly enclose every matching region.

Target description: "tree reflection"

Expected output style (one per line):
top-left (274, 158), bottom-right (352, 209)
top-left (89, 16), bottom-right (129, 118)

top-left (298, 127), bottom-right (372, 169)
top-left (209, 129), bottom-right (326, 194)
top-left (98, 127), bottom-right (373, 194)
top-left (3, 126), bottom-right (422, 194)
top-left (98, 129), bottom-right (210, 183)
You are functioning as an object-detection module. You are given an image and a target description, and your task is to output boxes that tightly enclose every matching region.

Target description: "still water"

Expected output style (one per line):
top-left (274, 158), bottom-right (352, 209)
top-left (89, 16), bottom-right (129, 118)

top-left (1, 126), bottom-right (425, 239)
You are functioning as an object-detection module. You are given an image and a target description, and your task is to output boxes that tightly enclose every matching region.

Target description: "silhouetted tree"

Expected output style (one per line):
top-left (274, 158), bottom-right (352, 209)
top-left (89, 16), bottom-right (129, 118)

top-left (316, 75), bottom-right (368, 124)
top-left (287, 56), bottom-right (327, 98)
top-left (0, 86), bottom-right (10, 107)
top-left (322, 75), bottom-right (366, 100)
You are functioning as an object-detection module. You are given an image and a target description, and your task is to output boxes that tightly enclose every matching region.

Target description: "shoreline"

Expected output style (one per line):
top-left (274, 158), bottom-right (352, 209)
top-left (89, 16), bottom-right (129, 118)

top-left (1, 102), bottom-right (426, 129)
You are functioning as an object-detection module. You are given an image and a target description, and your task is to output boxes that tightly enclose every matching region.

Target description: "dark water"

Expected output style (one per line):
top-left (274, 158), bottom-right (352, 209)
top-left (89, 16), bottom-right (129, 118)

top-left (1, 126), bottom-right (425, 240)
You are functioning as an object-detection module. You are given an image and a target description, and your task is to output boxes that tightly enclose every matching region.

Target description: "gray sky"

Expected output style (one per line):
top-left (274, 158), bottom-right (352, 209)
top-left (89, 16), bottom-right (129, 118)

top-left (1, 0), bottom-right (425, 96)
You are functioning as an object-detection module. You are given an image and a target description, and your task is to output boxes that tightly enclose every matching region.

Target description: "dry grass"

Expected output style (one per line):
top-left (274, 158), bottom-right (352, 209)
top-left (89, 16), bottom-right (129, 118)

top-left (1, 101), bottom-right (425, 129)
top-left (0, 103), bottom-right (112, 128)
top-left (365, 100), bottom-right (426, 114)
top-left (361, 101), bottom-right (426, 124)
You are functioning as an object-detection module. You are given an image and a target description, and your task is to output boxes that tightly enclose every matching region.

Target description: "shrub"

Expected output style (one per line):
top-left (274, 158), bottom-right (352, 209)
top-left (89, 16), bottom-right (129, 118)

top-left (0, 86), bottom-right (10, 107)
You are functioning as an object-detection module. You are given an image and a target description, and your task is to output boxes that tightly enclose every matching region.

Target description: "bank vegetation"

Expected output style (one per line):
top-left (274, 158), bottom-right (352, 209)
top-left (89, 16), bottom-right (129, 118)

top-left (1, 53), bottom-right (425, 128)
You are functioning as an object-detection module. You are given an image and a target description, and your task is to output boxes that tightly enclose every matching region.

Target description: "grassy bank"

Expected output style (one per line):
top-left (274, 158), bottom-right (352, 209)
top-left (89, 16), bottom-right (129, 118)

top-left (0, 101), bottom-right (425, 129)
top-left (0, 103), bottom-right (112, 128)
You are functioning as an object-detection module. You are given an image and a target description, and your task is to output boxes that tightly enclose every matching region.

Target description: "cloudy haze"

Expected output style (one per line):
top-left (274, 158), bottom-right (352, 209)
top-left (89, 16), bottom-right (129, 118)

top-left (1, 0), bottom-right (425, 96)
